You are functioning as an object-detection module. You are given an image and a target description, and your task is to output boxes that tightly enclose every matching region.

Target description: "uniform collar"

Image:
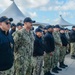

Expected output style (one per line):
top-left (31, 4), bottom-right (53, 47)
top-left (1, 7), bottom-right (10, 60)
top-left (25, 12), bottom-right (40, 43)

top-left (35, 35), bottom-right (42, 39)
top-left (0, 28), bottom-right (9, 35)
top-left (48, 31), bottom-right (52, 34)
top-left (22, 28), bottom-right (32, 34)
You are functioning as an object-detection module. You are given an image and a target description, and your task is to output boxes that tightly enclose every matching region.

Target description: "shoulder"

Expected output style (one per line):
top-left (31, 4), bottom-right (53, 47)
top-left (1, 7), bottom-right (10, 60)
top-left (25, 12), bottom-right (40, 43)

top-left (34, 37), bottom-right (39, 43)
top-left (69, 31), bottom-right (74, 35)
top-left (44, 33), bottom-right (50, 39)
top-left (12, 30), bottom-right (18, 36)
top-left (34, 35), bottom-right (38, 40)
top-left (30, 31), bottom-right (33, 34)
top-left (53, 32), bottom-right (57, 35)
top-left (44, 33), bottom-right (48, 36)
top-left (12, 30), bottom-right (23, 41)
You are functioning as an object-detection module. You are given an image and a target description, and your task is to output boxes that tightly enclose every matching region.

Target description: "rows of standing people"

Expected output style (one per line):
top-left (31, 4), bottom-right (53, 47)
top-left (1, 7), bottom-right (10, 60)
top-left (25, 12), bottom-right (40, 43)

top-left (0, 16), bottom-right (75, 75)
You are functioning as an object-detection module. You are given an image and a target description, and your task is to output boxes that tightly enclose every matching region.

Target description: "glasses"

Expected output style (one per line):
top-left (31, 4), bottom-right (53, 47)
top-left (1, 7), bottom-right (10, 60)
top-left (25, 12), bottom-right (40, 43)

top-left (5, 22), bottom-right (11, 25)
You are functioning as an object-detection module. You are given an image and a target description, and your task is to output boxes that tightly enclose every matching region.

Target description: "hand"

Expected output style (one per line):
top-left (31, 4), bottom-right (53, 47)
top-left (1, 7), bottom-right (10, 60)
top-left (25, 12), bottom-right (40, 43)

top-left (67, 44), bottom-right (69, 49)
top-left (60, 44), bottom-right (62, 47)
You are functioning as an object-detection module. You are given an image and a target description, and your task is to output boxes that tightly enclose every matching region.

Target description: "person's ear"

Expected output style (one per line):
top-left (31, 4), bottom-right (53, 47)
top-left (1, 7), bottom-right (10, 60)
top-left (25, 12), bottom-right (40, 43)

top-left (0, 22), bottom-right (2, 26)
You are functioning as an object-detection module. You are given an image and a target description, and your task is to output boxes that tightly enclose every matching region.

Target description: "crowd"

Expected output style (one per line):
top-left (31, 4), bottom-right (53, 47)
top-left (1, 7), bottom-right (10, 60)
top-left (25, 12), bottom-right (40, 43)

top-left (0, 16), bottom-right (75, 75)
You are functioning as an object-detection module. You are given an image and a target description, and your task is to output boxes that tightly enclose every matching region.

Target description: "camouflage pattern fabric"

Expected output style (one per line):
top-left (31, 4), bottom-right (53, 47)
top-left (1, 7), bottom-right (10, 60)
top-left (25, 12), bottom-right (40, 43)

top-left (70, 43), bottom-right (75, 56)
top-left (13, 28), bottom-right (34, 75)
top-left (0, 66), bottom-right (14, 75)
top-left (53, 31), bottom-right (62, 67)
top-left (44, 53), bottom-right (53, 73)
top-left (65, 32), bottom-right (70, 41)
top-left (53, 46), bottom-right (60, 67)
top-left (51, 51), bottom-right (55, 69)
top-left (32, 56), bottom-right (43, 75)
top-left (59, 46), bottom-right (67, 62)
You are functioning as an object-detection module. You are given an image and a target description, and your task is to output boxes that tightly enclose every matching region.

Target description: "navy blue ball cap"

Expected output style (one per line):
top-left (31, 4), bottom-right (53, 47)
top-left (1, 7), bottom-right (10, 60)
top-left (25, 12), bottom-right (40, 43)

top-left (35, 28), bottom-right (43, 32)
top-left (60, 28), bottom-right (65, 30)
top-left (54, 25), bottom-right (60, 28)
top-left (72, 26), bottom-right (75, 28)
top-left (44, 27), bottom-right (47, 30)
top-left (31, 27), bottom-right (34, 30)
top-left (0, 16), bottom-right (13, 22)
top-left (11, 23), bottom-right (16, 27)
top-left (38, 25), bottom-right (43, 29)
top-left (52, 26), bottom-right (55, 28)
top-left (65, 28), bottom-right (68, 30)
top-left (17, 22), bottom-right (23, 26)
top-left (46, 25), bottom-right (53, 29)
top-left (24, 17), bottom-right (35, 23)
top-left (65, 28), bottom-right (69, 30)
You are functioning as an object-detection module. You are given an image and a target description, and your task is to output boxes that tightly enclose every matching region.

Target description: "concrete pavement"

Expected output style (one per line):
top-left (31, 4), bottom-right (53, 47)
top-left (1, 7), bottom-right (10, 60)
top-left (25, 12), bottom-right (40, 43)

top-left (41, 54), bottom-right (75, 75)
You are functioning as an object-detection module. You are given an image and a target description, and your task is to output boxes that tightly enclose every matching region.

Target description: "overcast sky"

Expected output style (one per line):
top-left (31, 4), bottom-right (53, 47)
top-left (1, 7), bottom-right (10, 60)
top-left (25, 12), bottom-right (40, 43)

top-left (0, 0), bottom-right (75, 25)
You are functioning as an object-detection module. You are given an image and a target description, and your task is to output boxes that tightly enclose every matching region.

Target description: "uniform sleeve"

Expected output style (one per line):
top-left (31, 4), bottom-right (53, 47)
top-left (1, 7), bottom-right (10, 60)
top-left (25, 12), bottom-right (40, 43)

top-left (30, 31), bottom-right (35, 56)
top-left (34, 39), bottom-right (39, 52)
top-left (12, 31), bottom-right (22, 52)
top-left (53, 32), bottom-right (62, 45)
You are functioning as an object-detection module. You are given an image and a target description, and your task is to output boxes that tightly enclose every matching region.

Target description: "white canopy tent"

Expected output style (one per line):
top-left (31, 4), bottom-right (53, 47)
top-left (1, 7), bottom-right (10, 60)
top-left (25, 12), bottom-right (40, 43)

top-left (0, 0), bottom-right (25, 23)
top-left (56, 15), bottom-right (74, 27)
top-left (33, 22), bottom-right (49, 26)
top-left (33, 22), bottom-right (50, 30)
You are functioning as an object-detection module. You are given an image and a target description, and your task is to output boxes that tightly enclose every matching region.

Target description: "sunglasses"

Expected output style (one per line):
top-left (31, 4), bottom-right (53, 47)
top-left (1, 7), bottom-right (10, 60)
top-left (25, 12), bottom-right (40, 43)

top-left (5, 22), bottom-right (11, 25)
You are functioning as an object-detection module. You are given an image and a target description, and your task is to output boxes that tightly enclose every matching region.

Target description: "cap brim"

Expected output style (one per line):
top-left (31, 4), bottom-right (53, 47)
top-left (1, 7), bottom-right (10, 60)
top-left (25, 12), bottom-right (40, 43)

top-left (4, 19), bottom-right (9, 22)
top-left (4, 18), bottom-right (13, 22)
top-left (9, 18), bottom-right (13, 22)
top-left (24, 20), bottom-right (35, 23)
top-left (31, 21), bottom-right (35, 23)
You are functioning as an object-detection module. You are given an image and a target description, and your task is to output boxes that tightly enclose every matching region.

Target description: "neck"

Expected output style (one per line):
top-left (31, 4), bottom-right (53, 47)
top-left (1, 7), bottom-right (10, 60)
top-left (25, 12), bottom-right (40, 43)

top-left (24, 26), bottom-right (30, 32)
top-left (48, 31), bottom-right (52, 33)
top-left (0, 27), bottom-right (8, 35)
top-left (36, 35), bottom-right (41, 38)
top-left (5, 31), bottom-right (8, 35)
top-left (1, 27), bottom-right (8, 33)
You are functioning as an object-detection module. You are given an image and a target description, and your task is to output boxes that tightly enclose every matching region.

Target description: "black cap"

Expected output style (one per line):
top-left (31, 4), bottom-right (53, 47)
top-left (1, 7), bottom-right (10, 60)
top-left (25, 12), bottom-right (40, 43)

top-left (11, 23), bottom-right (16, 28)
top-left (46, 25), bottom-right (53, 29)
top-left (60, 28), bottom-right (65, 30)
top-left (38, 25), bottom-right (43, 29)
top-left (31, 27), bottom-right (34, 30)
top-left (54, 25), bottom-right (60, 28)
top-left (52, 26), bottom-right (55, 28)
top-left (0, 16), bottom-right (13, 22)
top-left (35, 28), bottom-right (43, 32)
top-left (24, 17), bottom-right (35, 23)
top-left (44, 27), bottom-right (47, 30)
top-left (72, 26), bottom-right (75, 28)
top-left (17, 22), bottom-right (23, 26)
top-left (65, 28), bottom-right (68, 30)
